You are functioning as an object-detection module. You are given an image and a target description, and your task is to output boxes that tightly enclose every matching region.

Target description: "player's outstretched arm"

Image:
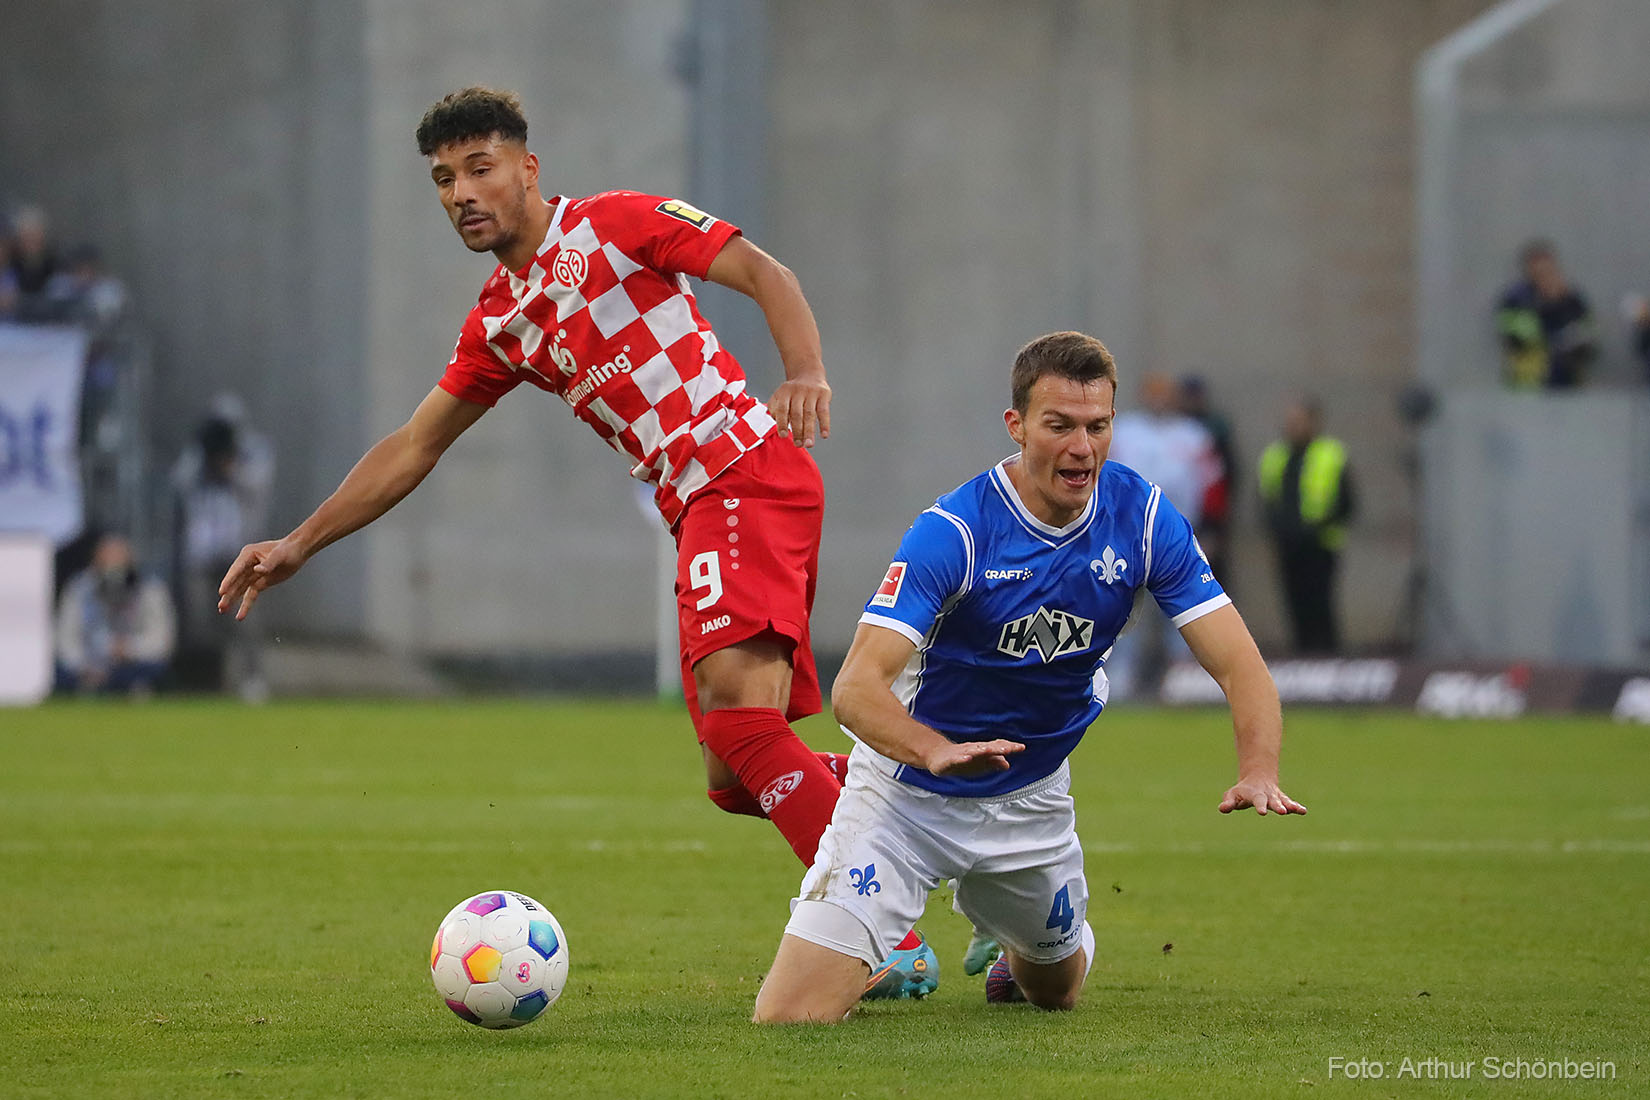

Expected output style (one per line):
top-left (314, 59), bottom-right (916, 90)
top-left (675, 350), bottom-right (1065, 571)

top-left (1180, 604), bottom-right (1308, 817)
top-left (704, 235), bottom-right (830, 448)
top-left (217, 386), bottom-right (488, 621)
top-left (833, 622), bottom-right (1024, 778)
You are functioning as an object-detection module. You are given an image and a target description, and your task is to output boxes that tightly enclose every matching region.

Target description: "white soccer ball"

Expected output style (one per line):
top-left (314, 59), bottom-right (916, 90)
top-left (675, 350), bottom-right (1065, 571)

top-left (429, 890), bottom-right (569, 1028)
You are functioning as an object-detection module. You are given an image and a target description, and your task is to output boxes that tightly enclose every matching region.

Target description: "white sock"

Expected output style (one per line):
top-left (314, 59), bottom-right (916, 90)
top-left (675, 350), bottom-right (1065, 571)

top-left (1080, 921), bottom-right (1096, 980)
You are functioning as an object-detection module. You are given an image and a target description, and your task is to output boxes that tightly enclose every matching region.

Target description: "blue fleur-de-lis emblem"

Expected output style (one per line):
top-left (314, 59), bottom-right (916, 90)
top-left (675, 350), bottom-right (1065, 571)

top-left (848, 863), bottom-right (881, 896)
top-left (1091, 545), bottom-right (1128, 585)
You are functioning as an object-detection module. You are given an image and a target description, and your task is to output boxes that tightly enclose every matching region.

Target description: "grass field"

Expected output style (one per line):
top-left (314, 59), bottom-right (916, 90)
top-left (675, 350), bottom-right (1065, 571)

top-left (1, 701), bottom-right (1646, 1098)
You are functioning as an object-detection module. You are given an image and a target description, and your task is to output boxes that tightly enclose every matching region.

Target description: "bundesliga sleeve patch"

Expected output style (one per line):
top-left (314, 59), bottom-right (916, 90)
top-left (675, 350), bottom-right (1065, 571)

top-left (656, 199), bottom-right (717, 231)
top-left (870, 562), bottom-right (907, 608)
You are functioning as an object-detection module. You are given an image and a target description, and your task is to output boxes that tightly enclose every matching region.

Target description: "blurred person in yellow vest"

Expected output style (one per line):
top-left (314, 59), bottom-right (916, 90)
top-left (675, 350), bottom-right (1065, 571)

top-left (1259, 397), bottom-right (1354, 654)
top-left (1495, 240), bottom-right (1596, 390)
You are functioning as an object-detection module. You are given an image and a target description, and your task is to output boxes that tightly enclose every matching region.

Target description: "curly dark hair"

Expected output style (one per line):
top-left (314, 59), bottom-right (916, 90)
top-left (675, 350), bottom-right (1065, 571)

top-left (1010, 332), bottom-right (1117, 413)
top-left (416, 87), bottom-right (529, 156)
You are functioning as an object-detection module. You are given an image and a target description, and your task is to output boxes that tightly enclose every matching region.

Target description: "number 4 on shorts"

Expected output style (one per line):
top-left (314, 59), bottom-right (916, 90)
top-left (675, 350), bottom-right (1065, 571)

top-left (1046, 885), bottom-right (1075, 936)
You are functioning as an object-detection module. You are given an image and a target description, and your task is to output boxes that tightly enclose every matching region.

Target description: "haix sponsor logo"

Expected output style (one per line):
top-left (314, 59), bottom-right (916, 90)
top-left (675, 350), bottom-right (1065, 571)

top-left (562, 342), bottom-right (636, 407)
top-left (700, 614), bottom-right (731, 635)
top-left (997, 606), bottom-right (1095, 663)
top-left (984, 568), bottom-right (1033, 581)
top-left (758, 770), bottom-right (804, 813)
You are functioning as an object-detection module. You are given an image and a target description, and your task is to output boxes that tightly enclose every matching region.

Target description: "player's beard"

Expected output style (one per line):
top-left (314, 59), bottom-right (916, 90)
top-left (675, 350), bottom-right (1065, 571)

top-left (461, 187), bottom-right (531, 257)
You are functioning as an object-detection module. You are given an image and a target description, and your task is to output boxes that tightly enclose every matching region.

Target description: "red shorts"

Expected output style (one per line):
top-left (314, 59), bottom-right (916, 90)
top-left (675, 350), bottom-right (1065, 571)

top-left (674, 434), bottom-right (824, 730)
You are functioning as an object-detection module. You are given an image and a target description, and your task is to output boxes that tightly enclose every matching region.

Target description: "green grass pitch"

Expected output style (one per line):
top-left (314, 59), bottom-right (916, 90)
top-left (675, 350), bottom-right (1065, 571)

top-left (1, 701), bottom-right (1646, 1098)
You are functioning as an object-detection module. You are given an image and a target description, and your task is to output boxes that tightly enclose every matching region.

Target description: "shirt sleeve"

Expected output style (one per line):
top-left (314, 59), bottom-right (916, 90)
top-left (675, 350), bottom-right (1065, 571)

top-left (1145, 493), bottom-right (1230, 628)
top-left (592, 191), bottom-right (741, 279)
top-left (858, 508), bottom-right (972, 646)
top-left (437, 305), bottom-right (522, 408)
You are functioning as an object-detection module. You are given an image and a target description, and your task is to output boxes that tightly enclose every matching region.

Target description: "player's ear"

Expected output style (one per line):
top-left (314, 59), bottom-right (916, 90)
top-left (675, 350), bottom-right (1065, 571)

top-left (520, 149), bottom-right (540, 186)
top-left (1004, 407), bottom-right (1025, 446)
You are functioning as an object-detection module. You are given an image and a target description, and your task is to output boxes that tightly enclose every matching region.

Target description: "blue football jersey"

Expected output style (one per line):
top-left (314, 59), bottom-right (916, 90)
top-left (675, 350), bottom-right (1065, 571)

top-left (857, 457), bottom-right (1230, 796)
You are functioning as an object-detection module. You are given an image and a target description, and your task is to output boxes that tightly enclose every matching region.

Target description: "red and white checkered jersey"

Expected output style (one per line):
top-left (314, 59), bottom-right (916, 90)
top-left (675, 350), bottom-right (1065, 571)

top-left (439, 191), bottom-right (777, 526)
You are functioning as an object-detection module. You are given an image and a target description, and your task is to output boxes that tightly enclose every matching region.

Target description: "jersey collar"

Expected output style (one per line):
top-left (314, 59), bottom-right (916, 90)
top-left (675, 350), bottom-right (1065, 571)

top-left (989, 455), bottom-right (1097, 544)
top-left (504, 197), bottom-right (570, 283)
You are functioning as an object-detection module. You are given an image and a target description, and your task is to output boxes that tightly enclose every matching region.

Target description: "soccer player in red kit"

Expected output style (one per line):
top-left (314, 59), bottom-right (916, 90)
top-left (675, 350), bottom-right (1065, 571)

top-left (217, 87), bottom-right (935, 995)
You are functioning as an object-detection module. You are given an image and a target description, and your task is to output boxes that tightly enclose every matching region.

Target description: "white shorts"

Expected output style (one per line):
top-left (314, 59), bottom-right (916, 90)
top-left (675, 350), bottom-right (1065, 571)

top-left (785, 744), bottom-right (1089, 968)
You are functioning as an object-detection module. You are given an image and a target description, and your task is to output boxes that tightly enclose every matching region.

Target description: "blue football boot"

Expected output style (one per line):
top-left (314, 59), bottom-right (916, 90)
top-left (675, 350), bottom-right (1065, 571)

top-left (861, 932), bottom-right (939, 1000)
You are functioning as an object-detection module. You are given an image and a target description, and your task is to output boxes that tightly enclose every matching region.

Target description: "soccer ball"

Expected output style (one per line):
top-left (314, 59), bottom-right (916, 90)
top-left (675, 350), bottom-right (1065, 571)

top-left (429, 890), bottom-right (569, 1028)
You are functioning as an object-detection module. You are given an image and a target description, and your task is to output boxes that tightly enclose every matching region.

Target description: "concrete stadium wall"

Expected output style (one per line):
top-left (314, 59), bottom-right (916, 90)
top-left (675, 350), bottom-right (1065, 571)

top-left (3, 0), bottom-right (1502, 662)
top-left (353, 0), bottom-right (691, 653)
top-left (1417, 0), bottom-right (1650, 663)
top-left (768, 0), bottom-right (1496, 652)
top-left (0, 0), bottom-right (372, 637)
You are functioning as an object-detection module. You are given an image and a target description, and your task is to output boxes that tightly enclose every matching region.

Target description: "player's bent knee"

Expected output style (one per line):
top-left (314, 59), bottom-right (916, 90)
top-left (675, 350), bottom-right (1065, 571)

top-left (751, 993), bottom-right (849, 1025)
top-left (1010, 948), bottom-right (1087, 1011)
top-left (1024, 985), bottom-right (1082, 1012)
top-left (751, 972), bottom-right (859, 1025)
top-left (753, 931), bottom-right (869, 1024)
top-left (694, 633), bottom-right (795, 713)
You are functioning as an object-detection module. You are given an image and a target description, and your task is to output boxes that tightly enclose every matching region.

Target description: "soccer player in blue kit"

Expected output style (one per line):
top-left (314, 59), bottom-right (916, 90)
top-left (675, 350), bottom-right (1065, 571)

top-left (752, 331), bottom-right (1307, 1022)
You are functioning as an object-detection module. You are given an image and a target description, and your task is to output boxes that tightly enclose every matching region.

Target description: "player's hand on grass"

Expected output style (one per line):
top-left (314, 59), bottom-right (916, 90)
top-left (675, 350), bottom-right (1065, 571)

top-left (1219, 776), bottom-right (1307, 816)
top-left (768, 371), bottom-right (831, 448)
top-left (218, 538), bottom-right (310, 621)
top-left (924, 738), bottom-right (1025, 778)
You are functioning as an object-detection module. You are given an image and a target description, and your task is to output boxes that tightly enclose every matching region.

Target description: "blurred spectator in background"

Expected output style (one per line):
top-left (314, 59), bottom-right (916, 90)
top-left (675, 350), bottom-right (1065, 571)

top-left (1495, 239), bottom-right (1596, 390)
top-left (171, 393), bottom-right (275, 528)
top-left (9, 205), bottom-right (58, 300)
top-left (0, 233), bottom-right (20, 319)
top-left (1259, 396), bottom-right (1355, 654)
top-left (1626, 293), bottom-right (1650, 384)
top-left (1106, 372), bottom-right (1221, 699)
top-left (1177, 374), bottom-right (1235, 590)
top-left (55, 533), bottom-right (175, 696)
top-left (172, 406), bottom-right (272, 700)
top-left (42, 244), bottom-right (127, 330)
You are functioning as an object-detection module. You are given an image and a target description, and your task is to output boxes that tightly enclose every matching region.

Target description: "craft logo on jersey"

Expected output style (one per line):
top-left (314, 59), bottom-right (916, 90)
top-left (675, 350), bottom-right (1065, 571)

top-left (1090, 546), bottom-right (1127, 584)
top-left (551, 248), bottom-right (587, 288)
top-left (870, 562), bottom-right (907, 608)
top-left (759, 770), bottom-right (804, 813)
top-left (656, 199), bottom-right (716, 232)
top-left (997, 605), bottom-right (1095, 663)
